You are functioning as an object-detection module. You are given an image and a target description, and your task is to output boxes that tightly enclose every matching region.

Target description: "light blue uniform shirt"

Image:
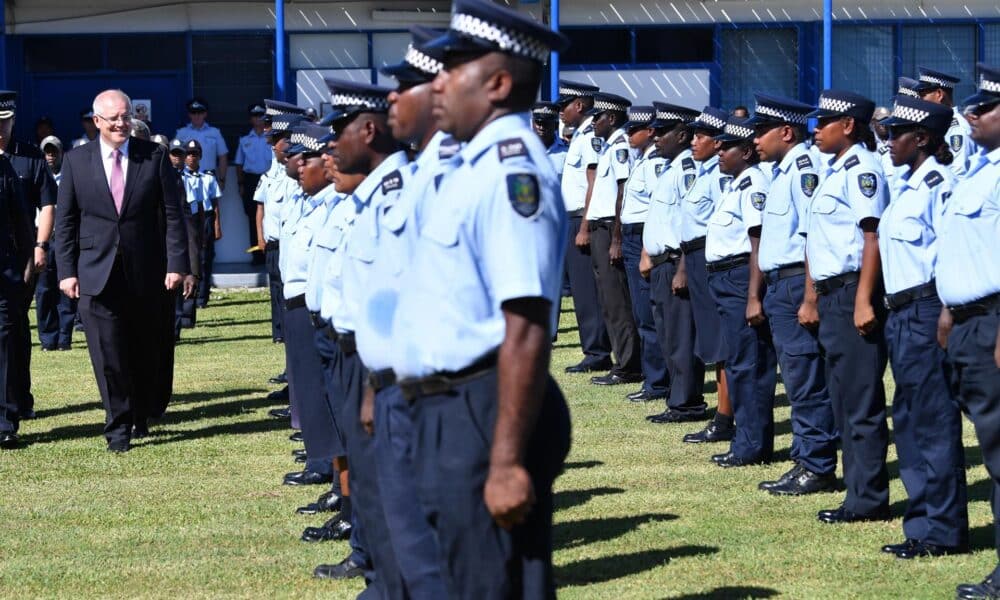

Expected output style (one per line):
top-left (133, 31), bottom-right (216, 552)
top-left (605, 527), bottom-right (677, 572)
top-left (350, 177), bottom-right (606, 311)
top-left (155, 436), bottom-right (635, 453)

top-left (282, 189), bottom-right (330, 299)
top-left (304, 186), bottom-right (345, 313)
top-left (878, 157), bottom-right (952, 295)
top-left (802, 143), bottom-right (888, 281)
top-left (390, 113), bottom-right (567, 378)
top-left (181, 168), bottom-right (221, 213)
top-left (587, 128), bottom-right (632, 220)
top-left (254, 159), bottom-right (284, 242)
top-left (621, 145), bottom-right (666, 225)
top-left (936, 146), bottom-right (1000, 305)
top-left (643, 150), bottom-right (697, 255)
top-left (316, 194), bottom-right (362, 322)
top-left (546, 137), bottom-right (568, 180)
top-left (355, 132), bottom-right (457, 371)
top-left (234, 129), bottom-right (272, 175)
top-left (947, 108), bottom-right (977, 178)
top-left (876, 143), bottom-right (899, 189)
top-left (758, 143), bottom-right (816, 272)
top-left (277, 179), bottom-right (304, 280)
top-left (560, 116), bottom-right (601, 213)
top-left (175, 123), bottom-right (228, 172)
top-left (681, 155), bottom-right (729, 243)
top-left (706, 165), bottom-right (768, 262)
top-left (335, 150), bottom-right (411, 334)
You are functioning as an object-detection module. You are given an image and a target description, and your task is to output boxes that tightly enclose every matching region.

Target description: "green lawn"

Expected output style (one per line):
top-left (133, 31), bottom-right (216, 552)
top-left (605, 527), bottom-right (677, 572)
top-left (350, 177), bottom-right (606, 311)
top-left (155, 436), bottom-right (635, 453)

top-left (0, 290), bottom-right (993, 599)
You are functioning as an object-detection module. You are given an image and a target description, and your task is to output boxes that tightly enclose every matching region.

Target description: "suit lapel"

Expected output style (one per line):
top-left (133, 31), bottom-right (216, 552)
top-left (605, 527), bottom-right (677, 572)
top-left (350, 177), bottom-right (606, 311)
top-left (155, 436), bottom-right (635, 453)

top-left (120, 142), bottom-right (143, 217)
top-left (88, 142), bottom-right (118, 217)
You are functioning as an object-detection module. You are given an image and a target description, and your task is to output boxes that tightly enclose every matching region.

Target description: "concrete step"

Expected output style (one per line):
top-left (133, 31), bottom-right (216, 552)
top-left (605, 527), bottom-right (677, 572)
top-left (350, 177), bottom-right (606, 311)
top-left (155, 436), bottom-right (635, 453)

top-left (211, 262), bottom-right (267, 289)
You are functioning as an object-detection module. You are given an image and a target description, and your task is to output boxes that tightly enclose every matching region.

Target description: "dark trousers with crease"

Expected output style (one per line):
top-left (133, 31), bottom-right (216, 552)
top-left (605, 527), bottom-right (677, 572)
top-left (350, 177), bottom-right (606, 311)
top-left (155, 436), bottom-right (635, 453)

top-left (817, 281), bottom-right (889, 515)
top-left (588, 220), bottom-right (640, 376)
top-left (565, 215), bottom-right (611, 367)
top-left (0, 271), bottom-right (25, 434)
top-left (283, 305), bottom-right (335, 476)
top-left (196, 211), bottom-right (215, 306)
top-left (621, 224), bottom-right (669, 395)
top-left (266, 244), bottom-right (284, 342)
top-left (36, 246), bottom-right (76, 349)
top-left (683, 247), bottom-right (728, 364)
top-left (650, 259), bottom-right (706, 413)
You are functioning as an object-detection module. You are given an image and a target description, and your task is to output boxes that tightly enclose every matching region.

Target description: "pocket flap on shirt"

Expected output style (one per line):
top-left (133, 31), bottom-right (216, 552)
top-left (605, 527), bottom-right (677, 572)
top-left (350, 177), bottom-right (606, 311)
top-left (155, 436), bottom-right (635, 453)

top-left (888, 218), bottom-right (923, 242)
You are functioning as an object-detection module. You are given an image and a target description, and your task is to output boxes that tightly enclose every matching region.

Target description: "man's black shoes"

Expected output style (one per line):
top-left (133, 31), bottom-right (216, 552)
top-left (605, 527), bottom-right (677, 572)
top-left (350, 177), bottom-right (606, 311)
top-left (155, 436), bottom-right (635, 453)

top-left (289, 431), bottom-right (303, 443)
top-left (268, 407), bottom-right (291, 419)
top-left (817, 504), bottom-right (890, 524)
top-left (765, 466), bottom-right (837, 496)
top-left (283, 470), bottom-right (332, 486)
top-left (627, 389), bottom-right (663, 403)
top-left (297, 490), bottom-right (342, 515)
top-left (269, 372), bottom-right (288, 384)
top-left (107, 440), bottom-right (131, 453)
top-left (314, 557), bottom-right (364, 580)
top-left (302, 517), bottom-right (352, 542)
top-left (565, 359), bottom-right (613, 374)
top-left (957, 575), bottom-right (1000, 600)
top-left (0, 432), bottom-right (19, 449)
top-left (683, 419), bottom-right (734, 443)
top-left (590, 372), bottom-right (643, 386)
top-left (647, 410), bottom-right (708, 424)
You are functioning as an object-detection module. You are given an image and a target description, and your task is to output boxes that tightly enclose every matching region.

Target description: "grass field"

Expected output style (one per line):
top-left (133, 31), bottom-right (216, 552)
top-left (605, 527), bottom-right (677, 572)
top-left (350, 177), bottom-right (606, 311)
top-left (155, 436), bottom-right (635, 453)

top-left (0, 289), bottom-right (994, 599)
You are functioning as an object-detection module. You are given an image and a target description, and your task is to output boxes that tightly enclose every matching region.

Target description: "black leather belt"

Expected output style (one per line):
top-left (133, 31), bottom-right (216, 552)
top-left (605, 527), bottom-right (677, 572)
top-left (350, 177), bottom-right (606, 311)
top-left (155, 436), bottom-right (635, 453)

top-left (398, 352), bottom-right (498, 401)
top-left (884, 280), bottom-right (938, 311)
top-left (622, 223), bottom-right (644, 235)
top-left (650, 249), bottom-right (681, 267)
top-left (764, 263), bottom-right (806, 286)
top-left (321, 324), bottom-right (356, 355)
top-left (285, 294), bottom-right (306, 310)
top-left (367, 368), bottom-right (397, 392)
top-left (586, 217), bottom-right (614, 232)
top-left (680, 236), bottom-right (706, 254)
top-left (265, 240), bottom-right (279, 251)
top-left (567, 208), bottom-right (584, 218)
top-left (706, 253), bottom-right (750, 273)
top-left (813, 272), bottom-right (860, 296)
top-left (949, 291), bottom-right (1000, 323)
top-left (309, 311), bottom-right (327, 328)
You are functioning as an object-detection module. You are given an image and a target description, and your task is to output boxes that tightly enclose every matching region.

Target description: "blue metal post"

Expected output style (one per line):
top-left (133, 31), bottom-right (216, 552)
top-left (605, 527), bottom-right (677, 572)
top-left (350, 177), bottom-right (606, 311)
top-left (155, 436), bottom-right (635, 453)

top-left (822, 0), bottom-right (832, 89)
top-left (0, 0), bottom-right (7, 89)
top-left (549, 0), bottom-right (560, 101)
top-left (275, 0), bottom-right (286, 101)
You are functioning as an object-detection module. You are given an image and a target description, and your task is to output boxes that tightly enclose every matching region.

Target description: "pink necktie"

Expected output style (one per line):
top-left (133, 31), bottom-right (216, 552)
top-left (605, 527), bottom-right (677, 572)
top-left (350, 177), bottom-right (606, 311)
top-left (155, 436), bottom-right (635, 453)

top-left (111, 148), bottom-right (125, 214)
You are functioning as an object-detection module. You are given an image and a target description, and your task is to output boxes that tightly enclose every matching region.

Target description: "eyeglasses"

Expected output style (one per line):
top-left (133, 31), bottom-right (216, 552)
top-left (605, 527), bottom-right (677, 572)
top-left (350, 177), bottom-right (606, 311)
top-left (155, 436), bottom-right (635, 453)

top-left (95, 113), bottom-right (133, 126)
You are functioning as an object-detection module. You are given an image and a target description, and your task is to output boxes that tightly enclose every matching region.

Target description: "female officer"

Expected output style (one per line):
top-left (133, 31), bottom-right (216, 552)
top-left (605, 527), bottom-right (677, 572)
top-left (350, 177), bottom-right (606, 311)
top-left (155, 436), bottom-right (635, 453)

top-left (877, 95), bottom-right (968, 559)
top-left (705, 115), bottom-right (778, 468)
top-left (804, 90), bottom-right (891, 524)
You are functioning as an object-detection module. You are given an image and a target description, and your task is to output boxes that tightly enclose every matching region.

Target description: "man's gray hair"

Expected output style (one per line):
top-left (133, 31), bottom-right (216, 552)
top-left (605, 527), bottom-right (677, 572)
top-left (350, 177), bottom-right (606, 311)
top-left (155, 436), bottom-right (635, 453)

top-left (93, 89), bottom-right (132, 118)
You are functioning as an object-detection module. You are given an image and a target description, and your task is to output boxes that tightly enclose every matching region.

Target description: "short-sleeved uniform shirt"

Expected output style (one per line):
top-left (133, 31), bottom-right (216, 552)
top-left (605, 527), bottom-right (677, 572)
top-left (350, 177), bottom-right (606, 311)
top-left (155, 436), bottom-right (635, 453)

top-left (560, 116), bottom-right (600, 213)
top-left (621, 144), bottom-right (667, 225)
top-left (234, 129), bottom-right (272, 175)
top-left (175, 123), bottom-right (228, 172)
top-left (302, 185), bottom-right (344, 313)
top-left (587, 127), bottom-right (632, 221)
top-left (282, 186), bottom-right (334, 300)
top-left (546, 137), bottom-right (568, 180)
top-left (254, 159), bottom-right (284, 242)
top-left (681, 155), bottom-right (729, 243)
top-left (758, 143), bottom-right (817, 272)
top-left (181, 168), bottom-right (221, 213)
top-left (706, 164), bottom-right (768, 262)
top-left (643, 149), bottom-right (697, 255)
top-left (946, 108), bottom-right (977, 178)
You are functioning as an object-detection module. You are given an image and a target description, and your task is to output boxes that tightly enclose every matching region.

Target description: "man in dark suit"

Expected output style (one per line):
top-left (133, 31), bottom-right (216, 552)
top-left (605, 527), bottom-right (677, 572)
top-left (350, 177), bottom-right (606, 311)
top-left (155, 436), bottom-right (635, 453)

top-left (55, 89), bottom-right (188, 452)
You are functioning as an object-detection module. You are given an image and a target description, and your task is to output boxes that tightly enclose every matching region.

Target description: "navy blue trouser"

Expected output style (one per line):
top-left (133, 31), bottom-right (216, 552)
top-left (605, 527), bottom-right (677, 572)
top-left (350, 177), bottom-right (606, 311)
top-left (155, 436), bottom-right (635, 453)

top-left (266, 245), bottom-right (284, 342)
top-left (374, 384), bottom-right (448, 599)
top-left (708, 264), bottom-right (778, 461)
top-left (683, 247), bottom-right (728, 364)
top-left (0, 273), bottom-right (24, 434)
top-left (946, 310), bottom-right (1000, 572)
top-left (622, 225), bottom-right (669, 396)
top-left (196, 211), bottom-right (215, 306)
top-left (649, 259), bottom-right (706, 413)
top-left (565, 216), bottom-right (612, 368)
top-left (887, 295), bottom-right (968, 547)
top-left (817, 281), bottom-right (889, 516)
top-left (282, 305), bottom-right (335, 476)
top-left (411, 371), bottom-right (571, 599)
top-left (35, 246), bottom-right (76, 349)
top-left (764, 275), bottom-right (837, 475)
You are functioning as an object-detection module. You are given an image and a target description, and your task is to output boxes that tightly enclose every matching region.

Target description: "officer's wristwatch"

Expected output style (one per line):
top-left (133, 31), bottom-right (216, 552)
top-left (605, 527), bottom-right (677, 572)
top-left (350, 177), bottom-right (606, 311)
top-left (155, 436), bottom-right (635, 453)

top-left (35, 241), bottom-right (49, 251)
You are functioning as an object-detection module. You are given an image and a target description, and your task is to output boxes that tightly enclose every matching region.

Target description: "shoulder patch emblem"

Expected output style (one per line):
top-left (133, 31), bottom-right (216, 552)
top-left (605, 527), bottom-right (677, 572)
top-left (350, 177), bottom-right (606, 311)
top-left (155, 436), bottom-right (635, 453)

top-left (857, 173), bottom-right (878, 198)
top-left (681, 157), bottom-right (695, 170)
top-left (381, 170), bottom-right (403, 194)
top-left (498, 138), bottom-right (528, 161)
top-left (796, 155), bottom-right (813, 170)
top-left (844, 155), bottom-right (861, 170)
top-left (683, 173), bottom-right (696, 192)
top-left (655, 163), bottom-right (666, 177)
top-left (800, 173), bottom-right (818, 198)
top-left (751, 192), bottom-right (767, 210)
top-left (507, 173), bottom-right (540, 218)
top-left (591, 137), bottom-right (603, 152)
top-left (615, 148), bottom-right (629, 164)
top-left (738, 177), bottom-right (752, 190)
top-left (924, 170), bottom-right (944, 189)
top-left (950, 135), bottom-right (963, 152)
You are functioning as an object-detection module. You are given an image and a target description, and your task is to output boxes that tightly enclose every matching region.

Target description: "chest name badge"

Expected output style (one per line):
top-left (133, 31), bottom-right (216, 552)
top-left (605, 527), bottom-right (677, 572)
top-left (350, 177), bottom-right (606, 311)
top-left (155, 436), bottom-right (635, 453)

top-left (507, 174), bottom-right (540, 218)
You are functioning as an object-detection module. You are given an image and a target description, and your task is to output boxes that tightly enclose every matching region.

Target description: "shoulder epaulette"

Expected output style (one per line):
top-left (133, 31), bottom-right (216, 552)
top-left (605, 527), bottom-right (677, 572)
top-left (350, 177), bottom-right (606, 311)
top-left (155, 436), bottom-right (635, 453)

top-left (844, 155), bottom-right (861, 170)
top-left (497, 138), bottom-right (529, 161)
top-left (796, 154), bottom-right (813, 170)
top-left (681, 157), bottom-right (696, 170)
top-left (924, 170), bottom-right (944, 189)
top-left (738, 176), bottom-right (753, 190)
top-left (381, 170), bottom-right (403, 194)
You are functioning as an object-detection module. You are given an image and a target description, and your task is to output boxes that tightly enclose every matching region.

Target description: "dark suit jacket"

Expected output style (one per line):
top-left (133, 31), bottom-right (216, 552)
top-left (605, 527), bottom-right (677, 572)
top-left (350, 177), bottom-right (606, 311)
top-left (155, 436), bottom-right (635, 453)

top-left (55, 137), bottom-right (189, 297)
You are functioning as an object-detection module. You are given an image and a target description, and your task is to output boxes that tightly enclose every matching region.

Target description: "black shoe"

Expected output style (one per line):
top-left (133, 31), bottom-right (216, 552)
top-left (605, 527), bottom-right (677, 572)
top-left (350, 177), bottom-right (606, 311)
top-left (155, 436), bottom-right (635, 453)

top-left (273, 337), bottom-right (285, 344)
top-left (627, 389), bottom-right (665, 403)
top-left (269, 372), bottom-right (288, 384)
top-left (132, 422), bottom-right (149, 439)
top-left (817, 504), bottom-right (891, 524)
top-left (40, 346), bottom-right (58, 352)
top-left (268, 407), bottom-right (291, 419)
top-left (683, 419), bottom-right (734, 444)
top-left (717, 453), bottom-right (768, 468)
top-left (302, 517), bottom-right (353, 542)
top-left (107, 440), bottom-right (131, 453)
top-left (284, 470), bottom-right (332, 486)
top-left (590, 372), bottom-right (644, 386)
top-left (289, 431), bottom-right (303, 443)
top-left (565, 359), bottom-right (613, 374)
top-left (759, 464), bottom-right (804, 491)
top-left (294, 455), bottom-right (306, 464)
top-left (292, 449), bottom-right (307, 458)
top-left (297, 490), bottom-right (342, 515)
top-left (0, 432), bottom-right (19, 449)
top-left (881, 539), bottom-right (918, 555)
top-left (58, 345), bottom-right (71, 351)
top-left (895, 541), bottom-right (967, 560)
top-left (768, 468), bottom-right (837, 496)
top-left (267, 387), bottom-right (289, 402)
top-left (314, 557), bottom-right (364, 580)
top-left (711, 451), bottom-right (733, 464)
top-left (957, 576), bottom-right (1000, 600)
top-left (648, 409), bottom-right (708, 424)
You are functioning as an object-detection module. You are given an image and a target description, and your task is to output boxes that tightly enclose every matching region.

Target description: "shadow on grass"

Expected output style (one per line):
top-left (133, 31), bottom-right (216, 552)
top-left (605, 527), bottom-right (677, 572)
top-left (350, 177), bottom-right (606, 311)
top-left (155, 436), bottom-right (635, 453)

top-left (201, 297), bottom-right (266, 309)
top-left (667, 586), bottom-right (780, 599)
top-left (556, 545), bottom-right (718, 586)
top-left (198, 318), bottom-right (271, 329)
top-left (138, 416), bottom-right (289, 448)
top-left (32, 400), bottom-right (103, 420)
top-left (555, 486), bottom-right (626, 511)
top-left (176, 333), bottom-right (273, 345)
top-left (564, 460), bottom-right (604, 470)
top-left (554, 513), bottom-right (678, 550)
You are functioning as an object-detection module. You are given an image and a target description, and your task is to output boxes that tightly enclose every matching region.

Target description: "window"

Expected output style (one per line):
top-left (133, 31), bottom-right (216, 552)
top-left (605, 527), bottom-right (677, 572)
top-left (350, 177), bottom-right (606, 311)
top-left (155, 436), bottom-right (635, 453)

top-left (562, 69), bottom-right (710, 108)
top-left (561, 28), bottom-right (631, 64)
top-left (831, 26), bottom-right (894, 105)
top-left (635, 28), bottom-right (713, 63)
top-left (900, 25), bottom-right (977, 102)
top-left (24, 37), bottom-right (102, 72)
top-left (290, 34), bottom-right (368, 70)
top-left (297, 69), bottom-right (372, 109)
top-left (981, 24), bottom-right (1000, 70)
top-left (720, 28), bottom-right (798, 112)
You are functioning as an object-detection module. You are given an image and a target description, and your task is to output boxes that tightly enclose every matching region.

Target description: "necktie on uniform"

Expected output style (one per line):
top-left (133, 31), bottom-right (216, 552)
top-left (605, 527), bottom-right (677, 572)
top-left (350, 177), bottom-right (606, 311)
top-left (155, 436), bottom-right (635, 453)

top-left (111, 148), bottom-right (125, 214)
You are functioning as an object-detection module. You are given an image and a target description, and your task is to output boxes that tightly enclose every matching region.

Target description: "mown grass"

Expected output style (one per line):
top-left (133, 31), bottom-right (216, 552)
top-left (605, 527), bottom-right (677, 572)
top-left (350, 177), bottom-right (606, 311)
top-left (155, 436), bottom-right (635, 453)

top-left (0, 290), bottom-right (993, 599)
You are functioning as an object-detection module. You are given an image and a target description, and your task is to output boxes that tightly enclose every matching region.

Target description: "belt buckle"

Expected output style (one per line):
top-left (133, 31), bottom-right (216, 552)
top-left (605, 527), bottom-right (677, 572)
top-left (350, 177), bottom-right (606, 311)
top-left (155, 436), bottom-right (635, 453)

top-left (883, 296), bottom-right (892, 310)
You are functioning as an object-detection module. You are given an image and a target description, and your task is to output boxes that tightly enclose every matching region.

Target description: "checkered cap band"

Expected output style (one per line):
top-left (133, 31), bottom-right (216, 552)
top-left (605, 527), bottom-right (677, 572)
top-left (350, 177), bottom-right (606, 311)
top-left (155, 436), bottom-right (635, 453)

top-left (981, 74), bottom-right (1000, 94)
top-left (696, 111), bottom-right (726, 130)
top-left (330, 93), bottom-right (389, 111)
top-left (724, 121), bottom-right (754, 139)
top-left (629, 110), bottom-right (654, 122)
top-left (594, 98), bottom-right (629, 113)
top-left (289, 132), bottom-right (307, 146)
top-left (559, 86), bottom-right (587, 97)
top-left (897, 85), bottom-right (920, 98)
top-left (451, 12), bottom-right (550, 62)
top-left (0, 98), bottom-right (14, 111)
top-left (270, 120), bottom-right (291, 132)
top-left (267, 107), bottom-right (289, 116)
top-left (920, 74), bottom-right (954, 89)
top-left (890, 102), bottom-right (930, 123)
top-left (405, 44), bottom-right (443, 76)
top-left (303, 137), bottom-right (326, 152)
top-left (533, 105), bottom-right (559, 116)
top-left (818, 96), bottom-right (856, 113)
top-left (655, 108), bottom-right (689, 121)
top-left (754, 103), bottom-right (808, 124)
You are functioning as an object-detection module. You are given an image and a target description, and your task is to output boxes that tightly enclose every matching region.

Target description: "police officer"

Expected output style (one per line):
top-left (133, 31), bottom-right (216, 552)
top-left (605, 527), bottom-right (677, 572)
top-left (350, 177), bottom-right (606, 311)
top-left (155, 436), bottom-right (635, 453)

top-left (936, 63), bottom-right (1000, 600)
top-left (704, 115), bottom-right (777, 467)
top-left (557, 79), bottom-right (614, 374)
top-left (641, 102), bottom-right (709, 424)
top-left (235, 102), bottom-right (271, 265)
top-left (175, 98), bottom-right (228, 181)
top-left (586, 92), bottom-right (643, 386)
top-left (749, 93), bottom-right (839, 496)
top-left (620, 105), bottom-right (670, 402)
top-left (181, 139), bottom-right (223, 311)
top-left (914, 67), bottom-right (978, 178)
top-left (531, 102), bottom-right (568, 177)
top-left (35, 135), bottom-right (76, 352)
top-left (680, 106), bottom-right (735, 444)
top-left (876, 94), bottom-right (969, 559)
top-left (386, 1), bottom-right (570, 594)
top-left (71, 108), bottom-right (98, 147)
top-left (804, 90), bottom-right (891, 524)
top-left (0, 91), bottom-right (37, 449)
